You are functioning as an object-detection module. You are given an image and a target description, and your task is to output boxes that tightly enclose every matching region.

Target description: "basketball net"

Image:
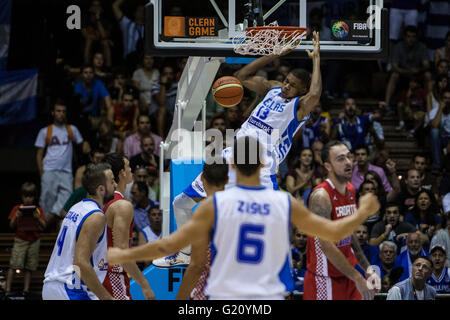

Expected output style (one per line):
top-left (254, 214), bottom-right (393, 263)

top-left (232, 21), bottom-right (308, 56)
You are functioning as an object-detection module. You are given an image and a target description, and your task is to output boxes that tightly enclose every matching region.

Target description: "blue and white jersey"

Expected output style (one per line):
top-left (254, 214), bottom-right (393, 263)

top-left (427, 267), bottom-right (450, 294)
top-left (205, 185), bottom-right (294, 299)
top-left (43, 199), bottom-right (108, 300)
top-left (182, 173), bottom-right (207, 199)
top-left (237, 87), bottom-right (310, 177)
top-left (141, 225), bottom-right (161, 243)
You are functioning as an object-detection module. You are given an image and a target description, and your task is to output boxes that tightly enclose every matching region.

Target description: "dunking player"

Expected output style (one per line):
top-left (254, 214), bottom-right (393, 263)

top-left (153, 31), bottom-right (322, 267)
top-left (102, 153), bottom-right (155, 300)
top-left (107, 137), bottom-right (380, 299)
top-left (304, 141), bottom-right (380, 300)
top-left (42, 163), bottom-right (116, 300)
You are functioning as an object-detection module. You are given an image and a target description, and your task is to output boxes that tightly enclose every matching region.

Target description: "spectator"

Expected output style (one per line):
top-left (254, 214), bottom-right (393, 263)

top-left (389, 1), bottom-right (420, 42)
top-left (132, 54), bottom-right (160, 112)
top-left (354, 224), bottom-right (379, 266)
top-left (73, 64), bottom-right (113, 124)
top-left (430, 216), bottom-right (450, 267)
top-left (357, 180), bottom-right (382, 232)
top-left (351, 146), bottom-right (400, 200)
top-left (395, 168), bottom-right (422, 214)
top-left (311, 140), bottom-right (326, 179)
top-left (91, 52), bottom-right (112, 84)
top-left (113, 91), bottom-right (139, 140)
top-left (129, 136), bottom-right (159, 172)
top-left (301, 103), bottom-right (330, 148)
top-left (427, 60), bottom-right (449, 94)
top-left (364, 170), bottom-right (389, 211)
top-left (147, 166), bottom-right (160, 203)
top-left (427, 244), bottom-right (450, 293)
top-left (5, 182), bottom-right (46, 299)
top-left (383, 26), bottom-right (431, 112)
top-left (380, 267), bottom-right (403, 294)
top-left (404, 189), bottom-right (443, 243)
top-left (369, 202), bottom-right (417, 249)
top-left (395, 75), bottom-right (427, 140)
top-left (125, 166), bottom-right (158, 202)
top-left (375, 241), bottom-right (398, 279)
top-left (108, 67), bottom-right (129, 105)
top-left (123, 114), bottom-right (162, 158)
top-left (424, 2), bottom-right (450, 64)
top-left (430, 88), bottom-right (450, 170)
top-left (285, 148), bottom-right (319, 197)
top-left (130, 181), bottom-right (156, 234)
top-left (138, 205), bottom-right (162, 245)
top-left (112, 0), bottom-right (145, 60)
top-left (387, 256), bottom-right (436, 300)
top-left (35, 102), bottom-right (83, 231)
top-left (290, 226), bottom-right (307, 293)
top-left (434, 32), bottom-right (450, 67)
top-left (425, 74), bottom-right (448, 130)
top-left (153, 65), bottom-right (178, 137)
top-left (92, 118), bottom-right (123, 154)
top-left (409, 153), bottom-right (438, 196)
top-left (223, 106), bottom-right (242, 131)
top-left (74, 149), bottom-right (105, 190)
top-left (394, 232), bottom-right (429, 282)
top-left (81, 0), bottom-right (113, 68)
top-left (331, 97), bottom-right (379, 151)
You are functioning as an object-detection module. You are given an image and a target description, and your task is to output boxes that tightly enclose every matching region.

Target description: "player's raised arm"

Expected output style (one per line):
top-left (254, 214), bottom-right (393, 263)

top-left (297, 31), bottom-right (322, 120)
top-left (290, 190), bottom-right (379, 242)
top-left (107, 197), bottom-right (215, 265)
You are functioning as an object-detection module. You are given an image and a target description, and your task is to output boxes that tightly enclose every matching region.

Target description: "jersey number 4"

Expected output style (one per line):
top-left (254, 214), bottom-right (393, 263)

top-left (57, 226), bottom-right (68, 256)
top-left (237, 224), bottom-right (265, 264)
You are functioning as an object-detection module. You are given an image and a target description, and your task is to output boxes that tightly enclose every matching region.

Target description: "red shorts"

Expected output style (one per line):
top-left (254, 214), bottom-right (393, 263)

top-left (103, 269), bottom-right (132, 300)
top-left (303, 271), bottom-right (362, 300)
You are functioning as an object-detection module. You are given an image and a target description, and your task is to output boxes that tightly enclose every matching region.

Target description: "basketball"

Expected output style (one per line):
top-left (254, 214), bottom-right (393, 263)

top-left (212, 76), bottom-right (244, 107)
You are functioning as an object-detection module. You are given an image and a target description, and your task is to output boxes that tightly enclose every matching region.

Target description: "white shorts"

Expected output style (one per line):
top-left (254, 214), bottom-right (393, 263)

top-left (42, 281), bottom-right (98, 300)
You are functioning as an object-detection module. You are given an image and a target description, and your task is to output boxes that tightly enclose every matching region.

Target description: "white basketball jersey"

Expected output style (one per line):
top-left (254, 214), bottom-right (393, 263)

top-left (44, 199), bottom-right (108, 300)
top-left (237, 87), bottom-right (310, 176)
top-left (205, 185), bottom-right (294, 299)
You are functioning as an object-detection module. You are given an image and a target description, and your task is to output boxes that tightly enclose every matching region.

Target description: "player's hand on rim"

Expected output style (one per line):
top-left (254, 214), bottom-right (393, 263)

top-left (306, 31), bottom-right (320, 59)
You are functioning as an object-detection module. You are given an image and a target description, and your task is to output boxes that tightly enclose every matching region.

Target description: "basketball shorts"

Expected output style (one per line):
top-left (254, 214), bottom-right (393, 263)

top-left (42, 281), bottom-right (97, 300)
top-left (103, 269), bottom-right (131, 300)
top-left (303, 271), bottom-right (362, 300)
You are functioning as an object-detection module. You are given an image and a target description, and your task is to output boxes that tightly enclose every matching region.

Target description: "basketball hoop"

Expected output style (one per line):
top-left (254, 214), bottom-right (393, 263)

top-left (233, 21), bottom-right (308, 56)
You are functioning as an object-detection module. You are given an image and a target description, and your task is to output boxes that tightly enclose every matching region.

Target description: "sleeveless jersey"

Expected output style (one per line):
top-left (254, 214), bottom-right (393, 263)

top-left (43, 199), bottom-right (107, 299)
top-left (237, 87), bottom-right (310, 177)
top-left (205, 185), bottom-right (294, 299)
top-left (182, 173), bottom-right (207, 199)
top-left (427, 267), bottom-right (450, 293)
top-left (306, 179), bottom-right (358, 278)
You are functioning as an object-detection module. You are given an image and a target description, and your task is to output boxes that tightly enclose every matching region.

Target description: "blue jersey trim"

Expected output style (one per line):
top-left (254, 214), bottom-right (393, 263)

top-left (82, 198), bottom-right (101, 210)
top-left (210, 195), bottom-right (218, 266)
top-left (75, 209), bottom-right (103, 241)
top-left (278, 254), bottom-right (295, 292)
top-left (270, 174), bottom-right (279, 190)
top-left (64, 283), bottom-right (91, 300)
top-left (182, 184), bottom-right (203, 199)
top-left (236, 185), bottom-right (266, 191)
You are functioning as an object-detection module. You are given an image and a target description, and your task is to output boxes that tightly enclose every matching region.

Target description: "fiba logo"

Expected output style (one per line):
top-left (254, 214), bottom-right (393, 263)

top-left (332, 21), bottom-right (350, 39)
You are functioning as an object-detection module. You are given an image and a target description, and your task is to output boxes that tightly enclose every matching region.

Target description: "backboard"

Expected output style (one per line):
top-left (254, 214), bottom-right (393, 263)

top-left (145, 0), bottom-right (388, 60)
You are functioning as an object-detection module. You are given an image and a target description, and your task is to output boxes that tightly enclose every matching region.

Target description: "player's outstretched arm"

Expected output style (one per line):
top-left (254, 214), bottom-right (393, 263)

top-left (74, 213), bottom-right (114, 300)
top-left (290, 189), bottom-right (379, 243)
top-left (297, 31), bottom-right (322, 121)
top-left (107, 197), bottom-right (215, 265)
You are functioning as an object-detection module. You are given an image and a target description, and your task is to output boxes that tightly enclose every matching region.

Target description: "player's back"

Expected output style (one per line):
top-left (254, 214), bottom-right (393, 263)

top-left (43, 199), bottom-right (107, 299)
top-left (205, 185), bottom-right (293, 299)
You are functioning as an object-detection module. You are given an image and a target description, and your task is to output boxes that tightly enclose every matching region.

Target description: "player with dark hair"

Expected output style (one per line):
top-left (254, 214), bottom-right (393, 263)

top-left (102, 152), bottom-right (155, 300)
top-left (304, 140), bottom-right (381, 300)
top-left (107, 136), bottom-right (380, 300)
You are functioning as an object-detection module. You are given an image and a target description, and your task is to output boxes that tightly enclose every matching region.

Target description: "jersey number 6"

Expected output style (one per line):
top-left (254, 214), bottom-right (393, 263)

top-left (237, 224), bottom-right (265, 264)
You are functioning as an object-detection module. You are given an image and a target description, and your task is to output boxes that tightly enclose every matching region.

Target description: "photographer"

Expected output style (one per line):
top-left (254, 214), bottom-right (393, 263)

top-left (5, 182), bottom-right (46, 299)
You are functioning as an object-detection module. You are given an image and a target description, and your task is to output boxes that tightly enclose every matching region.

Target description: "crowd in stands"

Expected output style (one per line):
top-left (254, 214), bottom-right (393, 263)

top-left (3, 0), bottom-right (450, 299)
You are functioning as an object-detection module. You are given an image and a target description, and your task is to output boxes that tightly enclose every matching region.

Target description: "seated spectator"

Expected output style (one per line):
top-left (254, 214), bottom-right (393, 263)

top-left (395, 168), bottom-right (422, 214)
top-left (427, 244), bottom-right (450, 293)
top-left (125, 166), bottom-right (158, 202)
top-left (404, 189), bottom-right (443, 245)
top-left (425, 74), bottom-right (448, 131)
top-left (300, 103), bottom-right (330, 148)
top-left (73, 64), bottom-right (113, 125)
top-left (351, 146), bottom-right (399, 199)
top-left (130, 181), bottom-right (157, 234)
top-left (123, 114), bottom-right (162, 158)
top-left (394, 232), bottom-right (429, 282)
top-left (409, 153), bottom-right (438, 196)
top-left (286, 148), bottom-right (320, 197)
top-left (113, 91), bottom-right (139, 140)
top-left (73, 149), bottom-right (105, 190)
top-left (91, 118), bottom-right (123, 154)
top-left (132, 54), bottom-right (160, 112)
top-left (354, 224), bottom-right (379, 266)
top-left (357, 180), bottom-right (383, 232)
top-left (375, 241), bottom-right (398, 280)
top-left (108, 67), bottom-right (129, 105)
top-left (369, 202), bottom-right (417, 249)
top-left (5, 182), bottom-right (46, 299)
top-left (290, 226), bottom-right (307, 292)
top-left (387, 256), bottom-right (436, 300)
top-left (129, 136), bottom-right (159, 172)
top-left (434, 32), bottom-right (450, 68)
top-left (427, 59), bottom-right (449, 94)
top-left (395, 75), bottom-right (427, 140)
top-left (430, 88), bottom-right (450, 171)
top-left (430, 216), bottom-right (450, 267)
top-left (380, 267), bottom-right (403, 294)
top-left (383, 26), bottom-right (431, 112)
top-left (364, 108), bottom-right (385, 154)
top-left (153, 65), bottom-right (178, 137)
top-left (138, 205), bottom-right (162, 245)
top-left (364, 170), bottom-right (389, 212)
top-left (331, 97), bottom-right (379, 151)
top-left (91, 52), bottom-right (112, 84)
